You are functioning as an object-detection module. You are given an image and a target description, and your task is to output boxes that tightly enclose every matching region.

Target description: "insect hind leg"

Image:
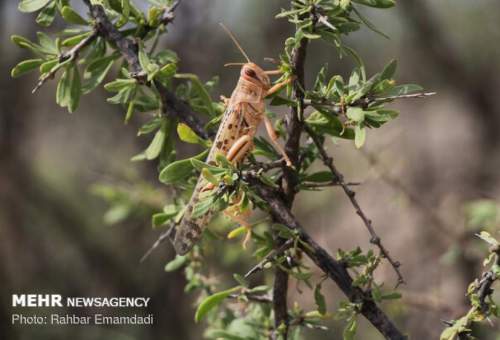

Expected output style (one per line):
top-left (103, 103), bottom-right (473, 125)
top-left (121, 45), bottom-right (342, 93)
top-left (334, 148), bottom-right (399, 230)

top-left (226, 135), bottom-right (253, 164)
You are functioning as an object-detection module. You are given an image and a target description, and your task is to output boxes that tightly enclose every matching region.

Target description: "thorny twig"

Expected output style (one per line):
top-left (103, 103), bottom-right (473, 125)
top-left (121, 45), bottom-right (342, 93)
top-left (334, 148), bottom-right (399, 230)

top-left (139, 223), bottom-right (176, 263)
top-left (245, 173), bottom-right (407, 340)
top-left (304, 124), bottom-right (405, 287)
top-left (83, 0), bottom-right (211, 139)
top-left (32, 30), bottom-right (98, 93)
top-left (244, 238), bottom-right (294, 278)
top-left (78, 2), bottom-right (407, 338)
top-left (301, 181), bottom-right (361, 189)
top-left (303, 92), bottom-right (436, 113)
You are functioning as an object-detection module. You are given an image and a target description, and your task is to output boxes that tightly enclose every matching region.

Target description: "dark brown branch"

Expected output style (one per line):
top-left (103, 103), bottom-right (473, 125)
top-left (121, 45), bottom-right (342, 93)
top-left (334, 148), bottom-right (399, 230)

top-left (79, 3), bottom-right (406, 338)
top-left (83, 0), bottom-right (211, 140)
top-left (273, 10), bottom-right (314, 336)
top-left (301, 181), bottom-right (361, 189)
top-left (245, 174), bottom-right (407, 340)
top-left (32, 30), bottom-right (98, 93)
top-left (304, 125), bottom-right (405, 287)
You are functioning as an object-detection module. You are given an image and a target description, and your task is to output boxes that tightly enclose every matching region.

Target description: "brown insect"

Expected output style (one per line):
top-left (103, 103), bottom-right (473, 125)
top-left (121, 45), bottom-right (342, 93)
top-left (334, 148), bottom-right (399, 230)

top-left (172, 24), bottom-right (293, 255)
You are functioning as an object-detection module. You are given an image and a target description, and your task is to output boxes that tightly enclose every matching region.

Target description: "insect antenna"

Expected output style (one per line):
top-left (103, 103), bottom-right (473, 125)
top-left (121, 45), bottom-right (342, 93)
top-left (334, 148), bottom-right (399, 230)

top-left (224, 62), bottom-right (246, 67)
top-left (219, 23), bottom-right (251, 63)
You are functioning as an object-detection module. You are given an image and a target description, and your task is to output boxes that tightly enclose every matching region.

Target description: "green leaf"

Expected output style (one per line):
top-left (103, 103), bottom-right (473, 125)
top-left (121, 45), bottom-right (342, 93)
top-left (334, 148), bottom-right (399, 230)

top-left (304, 171), bottom-right (334, 183)
top-left (354, 126), bottom-right (366, 148)
top-left (56, 63), bottom-right (81, 113)
top-left (152, 205), bottom-right (178, 228)
top-left (464, 200), bottom-right (499, 229)
top-left (343, 318), bottom-right (358, 340)
top-left (11, 59), bottom-right (43, 78)
top-left (201, 168), bottom-right (218, 185)
top-left (117, 0), bottom-right (131, 27)
top-left (380, 84), bottom-right (423, 97)
top-left (164, 255), bottom-right (187, 272)
top-left (227, 226), bottom-right (247, 239)
top-left (440, 326), bottom-right (458, 340)
top-left (343, 46), bottom-right (365, 81)
top-left (18, 0), bottom-right (52, 13)
top-left (145, 123), bottom-right (167, 160)
top-left (152, 213), bottom-right (169, 228)
top-left (371, 284), bottom-right (382, 303)
top-left (138, 117), bottom-right (162, 135)
top-left (177, 123), bottom-right (202, 144)
top-left (157, 63), bottom-right (177, 80)
top-left (275, 7), bottom-right (309, 19)
top-left (104, 78), bottom-right (136, 92)
top-left (103, 204), bottom-right (129, 225)
top-left (61, 6), bottom-right (88, 25)
top-left (159, 159), bottom-right (194, 184)
top-left (36, 0), bottom-right (56, 27)
top-left (82, 55), bottom-right (116, 94)
top-left (125, 100), bottom-right (135, 123)
top-left (175, 73), bottom-right (215, 117)
top-left (107, 86), bottom-right (135, 105)
top-left (314, 284), bottom-right (327, 315)
top-left (139, 45), bottom-right (160, 81)
top-left (62, 32), bottom-right (91, 47)
top-left (40, 58), bottom-right (58, 74)
top-left (353, 0), bottom-right (395, 8)
top-left (348, 68), bottom-right (361, 89)
top-left (194, 286), bottom-right (241, 322)
top-left (340, 0), bottom-right (351, 9)
top-left (477, 231), bottom-right (499, 247)
top-left (191, 158), bottom-right (225, 175)
top-left (36, 31), bottom-right (57, 54)
top-left (380, 59), bottom-right (397, 81)
top-left (11, 35), bottom-right (43, 56)
top-left (346, 107), bottom-right (365, 122)
top-left (159, 150), bottom-right (208, 184)
top-left (381, 292), bottom-right (402, 300)
top-left (306, 113), bottom-right (355, 140)
top-left (68, 65), bottom-right (81, 113)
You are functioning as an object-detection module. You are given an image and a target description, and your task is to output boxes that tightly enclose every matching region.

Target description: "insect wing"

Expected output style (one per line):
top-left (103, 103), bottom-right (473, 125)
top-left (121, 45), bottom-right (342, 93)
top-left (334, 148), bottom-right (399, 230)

top-left (207, 103), bottom-right (245, 162)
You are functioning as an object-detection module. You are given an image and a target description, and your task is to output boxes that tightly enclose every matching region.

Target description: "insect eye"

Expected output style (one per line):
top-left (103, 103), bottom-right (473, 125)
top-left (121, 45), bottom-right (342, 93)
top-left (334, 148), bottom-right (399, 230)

top-left (244, 68), bottom-right (258, 79)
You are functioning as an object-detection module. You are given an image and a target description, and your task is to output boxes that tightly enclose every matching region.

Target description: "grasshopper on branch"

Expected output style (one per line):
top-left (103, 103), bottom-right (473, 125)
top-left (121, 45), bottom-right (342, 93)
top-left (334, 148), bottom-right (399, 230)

top-left (172, 24), bottom-right (294, 255)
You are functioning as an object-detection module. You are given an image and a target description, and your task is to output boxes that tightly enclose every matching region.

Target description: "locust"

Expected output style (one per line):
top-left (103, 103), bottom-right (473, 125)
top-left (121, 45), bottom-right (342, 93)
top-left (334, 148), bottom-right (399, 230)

top-left (172, 25), bottom-right (294, 255)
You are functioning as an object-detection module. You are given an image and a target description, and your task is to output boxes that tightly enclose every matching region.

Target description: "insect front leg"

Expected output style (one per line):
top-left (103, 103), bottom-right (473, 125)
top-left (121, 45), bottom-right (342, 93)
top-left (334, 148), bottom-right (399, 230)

top-left (265, 75), bottom-right (295, 97)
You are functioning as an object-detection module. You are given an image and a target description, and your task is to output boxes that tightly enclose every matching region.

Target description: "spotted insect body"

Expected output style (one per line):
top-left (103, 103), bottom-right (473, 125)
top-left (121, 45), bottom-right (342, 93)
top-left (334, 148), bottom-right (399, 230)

top-left (171, 25), bottom-right (293, 255)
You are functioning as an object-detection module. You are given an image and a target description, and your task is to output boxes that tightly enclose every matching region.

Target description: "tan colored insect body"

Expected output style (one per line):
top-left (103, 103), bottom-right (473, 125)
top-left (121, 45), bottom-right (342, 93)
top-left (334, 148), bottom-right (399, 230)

top-left (173, 63), bottom-right (292, 255)
top-left (172, 26), bottom-right (292, 255)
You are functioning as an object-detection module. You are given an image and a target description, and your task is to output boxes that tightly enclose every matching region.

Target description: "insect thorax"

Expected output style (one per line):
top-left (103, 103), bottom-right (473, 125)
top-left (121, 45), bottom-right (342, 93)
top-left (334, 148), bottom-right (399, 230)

top-left (231, 78), bottom-right (264, 105)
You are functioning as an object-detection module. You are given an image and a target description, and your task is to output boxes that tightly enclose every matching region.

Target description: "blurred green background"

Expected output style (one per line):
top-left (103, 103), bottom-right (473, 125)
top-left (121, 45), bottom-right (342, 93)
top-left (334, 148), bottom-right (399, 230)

top-left (1, 1), bottom-right (500, 339)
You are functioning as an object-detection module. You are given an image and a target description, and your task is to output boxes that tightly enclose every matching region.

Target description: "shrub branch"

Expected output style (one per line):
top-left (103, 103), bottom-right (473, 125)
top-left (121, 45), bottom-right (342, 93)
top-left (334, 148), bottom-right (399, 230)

top-left (75, 1), bottom-right (406, 338)
top-left (304, 124), bottom-right (405, 287)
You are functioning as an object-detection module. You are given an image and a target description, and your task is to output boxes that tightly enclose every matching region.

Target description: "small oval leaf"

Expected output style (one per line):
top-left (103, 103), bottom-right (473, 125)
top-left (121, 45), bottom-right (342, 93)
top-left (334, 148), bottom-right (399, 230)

top-left (194, 286), bottom-right (241, 322)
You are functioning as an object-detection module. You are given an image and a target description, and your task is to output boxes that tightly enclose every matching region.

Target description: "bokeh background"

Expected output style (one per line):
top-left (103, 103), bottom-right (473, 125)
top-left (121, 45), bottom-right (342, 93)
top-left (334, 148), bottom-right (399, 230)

top-left (2, 1), bottom-right (500, 339)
